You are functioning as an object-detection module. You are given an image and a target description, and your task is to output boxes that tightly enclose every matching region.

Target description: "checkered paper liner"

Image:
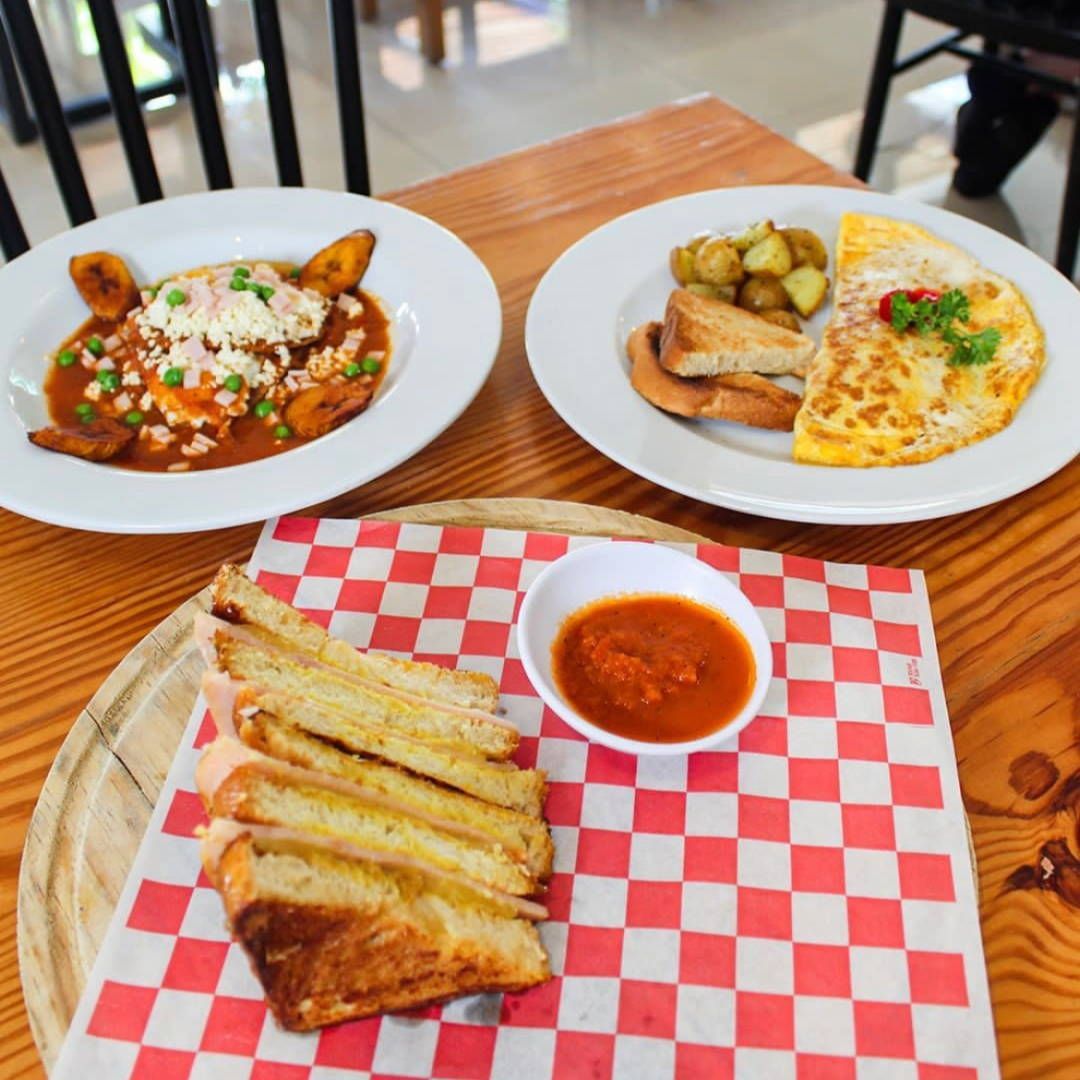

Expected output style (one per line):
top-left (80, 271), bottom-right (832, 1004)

top-left (51, 517), bottom-right (999, 1080)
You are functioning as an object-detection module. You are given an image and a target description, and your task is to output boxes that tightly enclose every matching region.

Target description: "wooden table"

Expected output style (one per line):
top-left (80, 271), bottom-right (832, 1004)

top-left (2, 95), bottom-right (1077, 1079)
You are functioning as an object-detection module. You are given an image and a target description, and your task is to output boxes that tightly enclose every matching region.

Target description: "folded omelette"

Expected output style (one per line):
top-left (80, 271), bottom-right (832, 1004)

top-left (793, 212), bottom-right (1045, 467)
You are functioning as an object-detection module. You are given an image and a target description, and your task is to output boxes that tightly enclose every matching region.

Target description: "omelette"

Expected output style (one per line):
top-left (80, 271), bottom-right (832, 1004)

top-left (793, 212), bottom-right (1045, 466)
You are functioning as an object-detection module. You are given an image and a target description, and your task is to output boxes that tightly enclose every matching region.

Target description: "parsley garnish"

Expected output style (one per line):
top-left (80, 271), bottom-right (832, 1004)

top-left (943, 325), bottom-right (1001, 367)
top-left (886, 287), bottom-right (998, 366)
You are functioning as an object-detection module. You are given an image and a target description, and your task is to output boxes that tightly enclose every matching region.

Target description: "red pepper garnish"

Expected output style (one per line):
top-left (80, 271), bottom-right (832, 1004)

top-left (878, 288), bottom-right (942, 323)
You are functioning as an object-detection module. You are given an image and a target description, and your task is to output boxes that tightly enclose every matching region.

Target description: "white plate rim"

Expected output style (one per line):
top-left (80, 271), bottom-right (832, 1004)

top-left (525, 185), bottom-right (1079, 525)
top-left (1, 187), bottom-right (501, 534)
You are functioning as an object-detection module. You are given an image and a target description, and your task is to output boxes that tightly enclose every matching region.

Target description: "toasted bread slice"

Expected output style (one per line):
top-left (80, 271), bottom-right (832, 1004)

top-left (197, 739), bottom-right (537, 896)
top-left (629, 322), bottom-right (802, 431)
top-left (658, 288), bottom-right (816, 377)
top-left (240, 709), bottom-right (553, 878)
top-left (211, 564), bottom-right (499, 712)
top-left (202, 615), bottom-right (518, 760)
top-left (205, 827), bottom-right (549, 1030)
top-left (217, 679), bottom-right (546, 816)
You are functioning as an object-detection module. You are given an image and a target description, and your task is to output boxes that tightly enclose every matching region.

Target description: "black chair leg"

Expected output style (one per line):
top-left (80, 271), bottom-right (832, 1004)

top-left (854, 2), bottom-right (905, 182)
top-left (1056, 115), bottom-right (1079, 280)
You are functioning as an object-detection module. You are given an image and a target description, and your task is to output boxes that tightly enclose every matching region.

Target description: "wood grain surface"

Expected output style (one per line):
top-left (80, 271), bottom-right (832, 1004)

top-left (1, 96), bottom-right (1077, 1078)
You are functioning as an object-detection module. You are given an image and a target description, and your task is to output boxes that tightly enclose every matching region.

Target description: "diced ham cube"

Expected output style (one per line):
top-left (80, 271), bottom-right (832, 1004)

top-left (96, 356), bottom-right (116, 371)
top-left (104, 333), bottom-right (123, 352)
top-left (181, 336), bottom-right (207, 361)
top-left (214, 389), bottom-right (238, 407)
top-left (183, 367), bottom-right (202, 390)
top-left (114, 392), bottom-right (132, 411)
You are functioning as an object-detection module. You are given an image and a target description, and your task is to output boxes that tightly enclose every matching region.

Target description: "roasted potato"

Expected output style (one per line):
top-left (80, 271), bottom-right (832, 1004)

top-left (686, 231), bottom-right (712, 254)
top-left (298, 229), bottom-right (375, 297)
top-left (780, 227), bottom-right (828, 271)
top-left (728, 219), bottom-right (775, 254)
top-left (741, 232), bottom-right (793, 278)
top-left (686, 282), bottom-right (737, 303)
top-left (670, 246), bottom-right (696, 286)
top-left (693, 236), bottom-right (744, 287)
top-left (69, 252), bottom-right (140, 322)
top-left (758, 309), bottom-right (802, 333)
top-left (737, 276), bottom-right (790, 314)
top-left (781, 265), bottom-right (830, 318)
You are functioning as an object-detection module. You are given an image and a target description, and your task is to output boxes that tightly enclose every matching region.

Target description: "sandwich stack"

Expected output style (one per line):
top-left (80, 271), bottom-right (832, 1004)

top-left (193, 564), bottom-right (553, 1031)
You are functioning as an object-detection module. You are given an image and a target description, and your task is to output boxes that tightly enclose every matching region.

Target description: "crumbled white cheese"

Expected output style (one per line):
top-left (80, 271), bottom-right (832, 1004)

top-left (84, 381), bottom-right (103, 402)
top-left (121, 370), bottom-right (143, 387)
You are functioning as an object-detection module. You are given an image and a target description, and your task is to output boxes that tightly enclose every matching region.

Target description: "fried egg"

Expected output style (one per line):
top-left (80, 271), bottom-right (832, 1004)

top-left (793, 213), bottom-right (1045, 467)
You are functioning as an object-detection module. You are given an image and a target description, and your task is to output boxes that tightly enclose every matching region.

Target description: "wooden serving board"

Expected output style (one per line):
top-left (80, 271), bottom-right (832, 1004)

top-left (16, 499), bottom-right (705, 1073)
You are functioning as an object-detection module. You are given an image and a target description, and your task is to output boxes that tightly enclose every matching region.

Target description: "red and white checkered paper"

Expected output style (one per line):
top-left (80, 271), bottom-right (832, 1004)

top-left (52, 517), bottom-right (999, 1080)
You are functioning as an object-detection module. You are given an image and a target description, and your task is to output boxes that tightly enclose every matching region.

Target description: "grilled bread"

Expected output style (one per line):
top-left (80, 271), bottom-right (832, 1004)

top-left (203, 823), bottom-right (549, 1030)
top-left (211, 563), bottom-right (499, 712)
top-left (235, 706), bottom-right (553, 877)
top-left (198, 613), bottom-right (518, 760)
top-left (197, 739), bottom-right (537, 895)
top-left (203, 673), bottom-right (547, 817)
top-left (629, 322), bottom-right (802, 431)
top-left (658, 288), bottom-right (816, 378)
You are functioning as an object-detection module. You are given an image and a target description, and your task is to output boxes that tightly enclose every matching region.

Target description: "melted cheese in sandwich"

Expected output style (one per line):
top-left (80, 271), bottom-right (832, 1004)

top-left (793, 213), bottom-right (1045, 466)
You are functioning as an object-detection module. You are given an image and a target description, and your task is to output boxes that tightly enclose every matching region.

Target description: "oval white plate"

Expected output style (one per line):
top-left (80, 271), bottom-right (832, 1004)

top-left (516, 542), bottom-right (772, 756)
top-left (1, 188), bottom-right (500, 533)
top-left (525, 185), bottom-right (1079, 524)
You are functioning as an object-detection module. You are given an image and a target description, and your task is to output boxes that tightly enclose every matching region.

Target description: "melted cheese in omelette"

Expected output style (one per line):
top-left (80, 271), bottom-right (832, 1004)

top-left (792, 212), bottom-right (1045, 467)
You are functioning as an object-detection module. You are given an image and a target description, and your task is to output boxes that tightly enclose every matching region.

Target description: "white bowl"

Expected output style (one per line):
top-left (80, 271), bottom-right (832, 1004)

top-left (516, 541), bottom-right (772, 756)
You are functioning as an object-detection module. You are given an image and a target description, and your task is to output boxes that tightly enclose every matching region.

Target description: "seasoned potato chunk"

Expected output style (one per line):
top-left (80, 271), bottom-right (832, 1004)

top-left (758, 309), bottom-right (802, 333)
top-left (781, 265), bottom-right (830, 318)
top-left (670, 246), bottom-right (696, 286)
top-left (737, 277), bottom-right (790, 314)
top-left (728, 219), bottom-right (775, 254)
top-left (741, 232), bottom-right (793, 278)
top-left (686, 282), bottom-right (737, 302)
top-left (780, 227), bottom-right (828, 271)
top-left (693, 237), bottom-right (744, 287)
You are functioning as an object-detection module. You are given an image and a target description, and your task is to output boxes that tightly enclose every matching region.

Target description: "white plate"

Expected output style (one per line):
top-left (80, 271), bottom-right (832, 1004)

top-left (516, 542), bottom-right (772, 756)
top-left (1, 188), bottom-right (500, 534)
top-left (525, 185), bottom-right (1080, 524)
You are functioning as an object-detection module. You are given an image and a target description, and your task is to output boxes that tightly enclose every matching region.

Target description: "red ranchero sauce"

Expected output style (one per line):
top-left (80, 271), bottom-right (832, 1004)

top-left (551, 593), bottom-right (755, 744)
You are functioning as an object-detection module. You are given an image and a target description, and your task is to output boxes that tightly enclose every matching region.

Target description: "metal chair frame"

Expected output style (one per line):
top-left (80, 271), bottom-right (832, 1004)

top-left (854, 0), bottom-right (1080, 277)
top-left (0, 0), bottom-right (372, 262)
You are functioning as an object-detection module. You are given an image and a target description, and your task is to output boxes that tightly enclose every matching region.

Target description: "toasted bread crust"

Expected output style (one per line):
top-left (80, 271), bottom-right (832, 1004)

top-left (658, 289), bottom-right (816, 378)
top-left (629, 323), bottom-right (801, 431)
top-left (215, 839), bottom-right (549, 1030)
top-left (212, 564), bottom-right (500, 712)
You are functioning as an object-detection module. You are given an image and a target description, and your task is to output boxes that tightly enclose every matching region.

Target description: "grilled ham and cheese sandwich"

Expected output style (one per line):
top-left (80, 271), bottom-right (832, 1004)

top-left (203, 672), bottom-right (547, 817)
top-left (197, 739), bottom-right (539, 896)
top-left (659, 288), bottom-right (816, 378)
top-left (211, 563), bottom-right (499, 712)
top-left (197, 612), bottom-right (517, 760)
top-left (195, 564), bottom-right (553, 1029)
top-left (201, 819), bottom-right (549, 1031)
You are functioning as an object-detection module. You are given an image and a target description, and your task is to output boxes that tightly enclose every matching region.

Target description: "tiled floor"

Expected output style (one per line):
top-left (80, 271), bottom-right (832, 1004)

top-left (0, 0), bottom-right (1074, 276)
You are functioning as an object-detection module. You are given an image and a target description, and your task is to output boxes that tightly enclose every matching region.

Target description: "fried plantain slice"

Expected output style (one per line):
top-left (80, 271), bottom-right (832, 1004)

top-left (69, 252), bottom-right (141, 321)
top-left (283, 382), bottom-right (375, 437)
top-left (28, 418), bottom-right (136, 461)
top-left (298, 230), bottom-right (375, 298)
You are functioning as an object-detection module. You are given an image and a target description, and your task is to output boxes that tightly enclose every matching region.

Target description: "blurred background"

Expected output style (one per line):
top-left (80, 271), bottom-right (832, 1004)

top-left (0, 0), bottom-right (1075, 269)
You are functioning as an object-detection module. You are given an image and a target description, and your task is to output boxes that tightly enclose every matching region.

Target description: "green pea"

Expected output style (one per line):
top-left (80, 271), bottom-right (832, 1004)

top-left (289, 266), bottom-right (301, 279)
top-left (253, 400), bottom-right (274, 419)
top-left (273, 424), bottom-right (291, 439)
top-left (147, 287), bottom-right (158, 299)
top-left (258, 284), bottom-right (274, 301)
top-left (232, 265), bottom-right (251, 278)
top-left (57, 349), bottom-right (76, 368)
top-left (96, 370), bottom-right (120, 392)
top-left (74, 402), bottom-right (94, 417)
top-left (124, 410), bottom-right (144, 426)
top-left (361, 356), bottom-right (381, 375)
top-left (224, 373), bottom-right (243, 393)
top-left (343, 361), bottom-right (361, 378)
top-left (162, 366), bottom-right (184, 387)
top-left (229, 277), bottom-right (248, 291)
top-left (86, 335), bottom-right (105, 356)
top-left (165, 288), bottom-right (186, 307)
